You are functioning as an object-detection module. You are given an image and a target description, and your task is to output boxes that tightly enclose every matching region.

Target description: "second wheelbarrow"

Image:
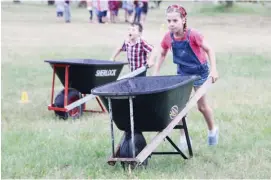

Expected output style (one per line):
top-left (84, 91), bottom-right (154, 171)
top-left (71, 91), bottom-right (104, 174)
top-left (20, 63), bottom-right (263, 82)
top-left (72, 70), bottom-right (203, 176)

top-left (92, 75), bottom-right (212, 168)
top-left (45, 59), bottom-right (131, 119)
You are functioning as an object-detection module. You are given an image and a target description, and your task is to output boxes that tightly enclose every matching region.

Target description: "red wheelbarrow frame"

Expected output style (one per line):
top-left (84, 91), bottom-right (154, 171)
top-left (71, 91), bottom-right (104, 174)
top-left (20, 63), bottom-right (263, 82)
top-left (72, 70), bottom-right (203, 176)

top-left (47, 64), bottom-right (106, 114)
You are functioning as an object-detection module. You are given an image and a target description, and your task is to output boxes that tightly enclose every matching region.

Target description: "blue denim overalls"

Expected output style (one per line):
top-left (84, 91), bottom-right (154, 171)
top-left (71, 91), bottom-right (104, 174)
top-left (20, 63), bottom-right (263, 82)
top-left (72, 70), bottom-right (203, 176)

top-left (170, 29), bottom-right (209, 87)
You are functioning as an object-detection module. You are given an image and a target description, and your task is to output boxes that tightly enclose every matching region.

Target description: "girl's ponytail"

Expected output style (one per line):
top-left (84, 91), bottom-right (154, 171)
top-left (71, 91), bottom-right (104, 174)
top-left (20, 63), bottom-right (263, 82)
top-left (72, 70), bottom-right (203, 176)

top-left (183, 17), bottom-right (187, 33)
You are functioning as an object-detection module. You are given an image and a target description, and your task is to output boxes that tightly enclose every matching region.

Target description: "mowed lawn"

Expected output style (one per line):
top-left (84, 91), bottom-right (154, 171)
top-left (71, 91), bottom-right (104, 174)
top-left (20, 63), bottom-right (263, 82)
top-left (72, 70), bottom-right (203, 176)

top-left (1, 1), bottom-right (271, 179)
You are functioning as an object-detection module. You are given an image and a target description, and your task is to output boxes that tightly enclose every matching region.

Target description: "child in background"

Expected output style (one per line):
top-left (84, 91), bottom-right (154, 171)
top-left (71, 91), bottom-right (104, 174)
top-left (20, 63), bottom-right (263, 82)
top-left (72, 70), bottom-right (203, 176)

top-left (150, 4), bottom-right (219, 148)
top-left (92, 0), bottom-right (108, 24)
top-left (56, 0), bottom-right (64, 17)
top-left (108, 0), bottom-right (119, 23)
top-left (87, 0), bottom-right (93, 22)
top-left (111, 22), bottom-right (153, 76)
top-left (64, 0), bottom-right (71, 23)
top-left (122, 0), bottom-right (134, 23)
top-left (141, 0), bottom-right (149, 24)
top-left (133, 0), bottom-right (143, 23)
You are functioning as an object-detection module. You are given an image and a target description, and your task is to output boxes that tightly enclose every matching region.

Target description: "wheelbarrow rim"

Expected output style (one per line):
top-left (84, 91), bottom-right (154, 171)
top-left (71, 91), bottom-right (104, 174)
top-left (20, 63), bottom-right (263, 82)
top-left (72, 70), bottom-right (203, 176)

top-left (91, 75), bottom-right (200, 97)
top-left (44, 59), bottom-right (128, 66)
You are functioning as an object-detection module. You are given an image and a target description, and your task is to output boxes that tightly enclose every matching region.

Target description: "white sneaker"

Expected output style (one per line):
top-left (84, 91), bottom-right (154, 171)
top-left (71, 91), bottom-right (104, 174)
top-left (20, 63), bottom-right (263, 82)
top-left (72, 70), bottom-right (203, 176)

top-left (208, 127), bottom-right (219, 146)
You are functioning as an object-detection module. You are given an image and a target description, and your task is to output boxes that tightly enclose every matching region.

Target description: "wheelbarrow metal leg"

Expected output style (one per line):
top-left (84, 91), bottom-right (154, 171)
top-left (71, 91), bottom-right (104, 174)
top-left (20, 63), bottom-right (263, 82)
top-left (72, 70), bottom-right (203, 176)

top-left (107, 133), bottom-right (126, 166)
top-left (96, 96), bottom-right (107, 113)
top-left (165, 136), bottom-right (188, 159)
top-left (182, 117), bottom-right (193, 157)
top-left (151, 135), bottom-right (188, 159)
top-left (81, 96), bottom-right (106, 113)
top-left (108, 97), bottom-right (115, 156)
top-left (64, 65), bottom-right (70, 107)
top-left (50, 65), bottom-right (56, 106)
top-left (129, 97), bottom-right (136, 158)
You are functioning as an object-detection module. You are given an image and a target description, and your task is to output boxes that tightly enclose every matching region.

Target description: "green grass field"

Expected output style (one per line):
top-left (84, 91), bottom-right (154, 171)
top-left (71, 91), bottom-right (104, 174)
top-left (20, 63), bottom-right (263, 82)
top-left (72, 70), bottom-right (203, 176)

top-left (2, 1), bottom-right (271, 179)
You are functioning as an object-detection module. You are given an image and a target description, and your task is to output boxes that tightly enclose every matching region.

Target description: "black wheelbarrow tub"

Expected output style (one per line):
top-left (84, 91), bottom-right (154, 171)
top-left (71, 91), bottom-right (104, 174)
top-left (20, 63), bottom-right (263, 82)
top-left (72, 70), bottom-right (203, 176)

top-left (45, 59), bottom-right (128, 94)
top-left (91, 75), bottom-right (200, 132)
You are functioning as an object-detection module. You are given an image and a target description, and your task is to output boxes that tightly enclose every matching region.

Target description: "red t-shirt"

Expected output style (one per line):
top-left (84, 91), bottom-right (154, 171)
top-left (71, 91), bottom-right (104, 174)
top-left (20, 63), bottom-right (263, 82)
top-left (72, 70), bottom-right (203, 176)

top-left (161, 29), bottom-right (207, 64)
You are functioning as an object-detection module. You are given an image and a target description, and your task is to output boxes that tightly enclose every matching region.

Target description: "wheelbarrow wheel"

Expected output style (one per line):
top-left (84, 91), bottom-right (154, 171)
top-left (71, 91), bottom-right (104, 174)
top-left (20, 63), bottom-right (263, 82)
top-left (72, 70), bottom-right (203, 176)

top-left (119, 132), bottom-right (148, 170)
top-left (53, 88), bottom-right (83, 120)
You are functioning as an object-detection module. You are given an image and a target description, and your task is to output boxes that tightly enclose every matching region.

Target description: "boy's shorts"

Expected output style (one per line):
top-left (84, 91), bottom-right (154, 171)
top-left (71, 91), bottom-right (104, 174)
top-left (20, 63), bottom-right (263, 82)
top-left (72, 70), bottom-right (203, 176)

top-left (97, 10), bottom-right (107, 18)
top-left (56, 11), bottom-right (63, 17)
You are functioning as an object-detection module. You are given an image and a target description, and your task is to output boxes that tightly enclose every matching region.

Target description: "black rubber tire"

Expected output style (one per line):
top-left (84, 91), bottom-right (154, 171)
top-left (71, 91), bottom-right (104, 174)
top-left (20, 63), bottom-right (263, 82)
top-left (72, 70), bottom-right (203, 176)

top-left (53, 88), bottom-right (83, 120)
top-left (119, 132), bottom-right (148, 169)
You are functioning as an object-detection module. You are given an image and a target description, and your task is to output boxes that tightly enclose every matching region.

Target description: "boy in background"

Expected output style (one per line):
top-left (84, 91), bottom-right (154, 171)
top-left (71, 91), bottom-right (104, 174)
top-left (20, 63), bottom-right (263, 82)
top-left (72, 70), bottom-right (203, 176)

top-left (111, 22), bottom-right (153, 76)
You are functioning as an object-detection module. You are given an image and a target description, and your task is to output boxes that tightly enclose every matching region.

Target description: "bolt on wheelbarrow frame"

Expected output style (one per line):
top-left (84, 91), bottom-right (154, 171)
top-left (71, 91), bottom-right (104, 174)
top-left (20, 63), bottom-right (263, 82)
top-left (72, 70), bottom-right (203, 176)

top-left (104, 77), bottom-right (213, 167)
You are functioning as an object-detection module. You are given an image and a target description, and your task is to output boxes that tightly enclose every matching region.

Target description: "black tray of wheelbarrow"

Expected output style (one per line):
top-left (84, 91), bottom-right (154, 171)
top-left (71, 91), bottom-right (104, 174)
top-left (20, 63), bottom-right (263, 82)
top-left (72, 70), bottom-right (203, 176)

top-left (45, 59), bottom-right (128, 94)
top-left (92, 75), bottom-right (199, 132)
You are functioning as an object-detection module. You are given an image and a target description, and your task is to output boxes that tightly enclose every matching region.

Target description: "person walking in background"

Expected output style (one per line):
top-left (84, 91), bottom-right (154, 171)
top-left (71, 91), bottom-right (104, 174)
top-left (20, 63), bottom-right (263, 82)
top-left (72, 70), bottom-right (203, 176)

top-left (122, 0), bottom-right (134, 23)
top-left (108, 0), bottom-right (120, 23)
top-left (141, 0), bottom-right (148, 24)
top-left (64, 0), bottom-right (71, 23)
top-left (87, 0), bottom-right (93, 22)
top-left (154, 0), bottom-right (162, 9)
top-left (133, 0), bottom-right (143, 23)
top-left (56, 0), bottom-right (64, 17)
top-left (92, 0), bottom-right (108, 24)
